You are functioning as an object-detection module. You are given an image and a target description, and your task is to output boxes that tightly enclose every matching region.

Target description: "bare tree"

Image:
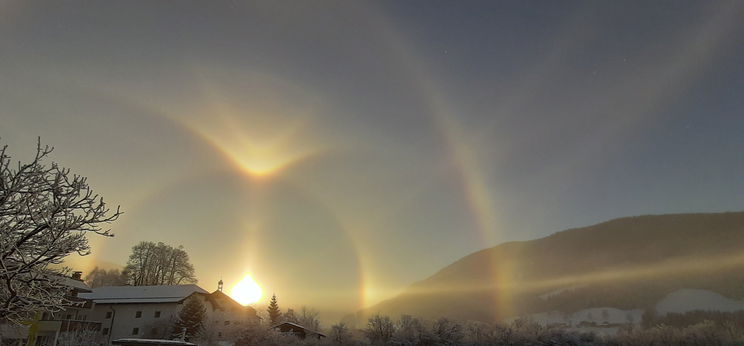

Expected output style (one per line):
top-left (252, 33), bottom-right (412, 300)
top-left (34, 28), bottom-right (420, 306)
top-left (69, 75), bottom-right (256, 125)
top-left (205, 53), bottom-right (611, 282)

top-left (430, 318), bottom-right (463, 345)
top-left (395, 315), bottom-right (425, 345)
top-left (84, 266), bottom-right (128, 288)
top-left (124, 241), bottom-right (196, 286)
top-left (329, 322), bottom-right (352, 345)
top-left (283, 308), bottom-right (298, 324)
top-left (0, 139), bottom-right (121, 323)
top-left (364, 314), bottom-right (395, 345)
top-left (297, 306), bottom-right (321, 332)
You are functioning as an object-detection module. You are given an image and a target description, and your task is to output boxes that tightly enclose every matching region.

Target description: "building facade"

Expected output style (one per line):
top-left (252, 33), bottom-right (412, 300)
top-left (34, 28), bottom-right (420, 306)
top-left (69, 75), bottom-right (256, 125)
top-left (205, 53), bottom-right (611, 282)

top-left (0, 272), bottom-right (101, 346)
top-left (80, 283), bottom-right (259, 345)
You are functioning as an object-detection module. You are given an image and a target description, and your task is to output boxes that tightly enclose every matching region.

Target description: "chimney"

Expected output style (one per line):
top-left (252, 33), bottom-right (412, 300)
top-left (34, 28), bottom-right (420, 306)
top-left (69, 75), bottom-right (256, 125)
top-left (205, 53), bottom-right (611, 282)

top-left (71, 271), bottom-right (83, 281)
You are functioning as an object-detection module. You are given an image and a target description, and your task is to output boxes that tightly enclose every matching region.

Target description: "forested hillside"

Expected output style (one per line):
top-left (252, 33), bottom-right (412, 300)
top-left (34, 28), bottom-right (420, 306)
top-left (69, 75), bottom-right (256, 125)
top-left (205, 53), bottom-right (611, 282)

top-left (367, 212), bottom-right (744, 321)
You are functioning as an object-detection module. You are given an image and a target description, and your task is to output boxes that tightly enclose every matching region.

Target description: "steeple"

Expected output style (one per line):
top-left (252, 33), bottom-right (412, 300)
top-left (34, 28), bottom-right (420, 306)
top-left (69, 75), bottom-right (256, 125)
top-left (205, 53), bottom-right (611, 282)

top-left (218, 279), bottom-right (224, 292)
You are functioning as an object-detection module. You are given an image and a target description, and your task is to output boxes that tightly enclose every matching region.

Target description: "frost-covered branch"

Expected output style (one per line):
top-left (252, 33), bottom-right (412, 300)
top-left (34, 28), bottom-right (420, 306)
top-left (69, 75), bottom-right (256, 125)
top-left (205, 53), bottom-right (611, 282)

top-left (0, 138), bottom-right (121, 323)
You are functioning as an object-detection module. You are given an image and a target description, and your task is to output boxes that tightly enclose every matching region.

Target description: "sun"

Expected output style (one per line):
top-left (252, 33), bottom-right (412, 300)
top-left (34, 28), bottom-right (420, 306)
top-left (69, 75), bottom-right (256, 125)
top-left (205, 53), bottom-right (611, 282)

top-left (230, 274), bottom-right (263, 306)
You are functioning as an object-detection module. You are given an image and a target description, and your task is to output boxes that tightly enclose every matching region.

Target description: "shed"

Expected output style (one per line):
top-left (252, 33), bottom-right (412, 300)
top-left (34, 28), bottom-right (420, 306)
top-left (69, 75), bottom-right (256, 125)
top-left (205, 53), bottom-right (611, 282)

top-left (271, 321), bottom-right (326, 339)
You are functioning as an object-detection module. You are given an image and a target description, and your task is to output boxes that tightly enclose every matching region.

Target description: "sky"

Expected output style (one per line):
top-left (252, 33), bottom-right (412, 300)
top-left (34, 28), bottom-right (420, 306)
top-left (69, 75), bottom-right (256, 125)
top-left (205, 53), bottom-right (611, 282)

top-left (2, 0), bottom-right (744, 321)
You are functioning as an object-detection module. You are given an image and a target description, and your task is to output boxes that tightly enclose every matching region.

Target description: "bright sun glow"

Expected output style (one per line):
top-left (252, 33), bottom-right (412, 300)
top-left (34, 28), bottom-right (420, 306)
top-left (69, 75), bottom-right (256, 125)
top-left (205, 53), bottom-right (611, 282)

top-left (230, 274), bottom-right (263, 306)
top-left (175, 101), bottom-right (321, 179)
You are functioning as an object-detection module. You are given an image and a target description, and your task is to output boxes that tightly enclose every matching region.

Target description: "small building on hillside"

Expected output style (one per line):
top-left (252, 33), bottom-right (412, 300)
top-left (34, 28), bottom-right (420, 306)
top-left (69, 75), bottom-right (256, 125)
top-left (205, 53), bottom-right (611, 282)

top-left (80, 282), bottom-right (259, 345)
top-left (271, 321), bottom-right (326, 340)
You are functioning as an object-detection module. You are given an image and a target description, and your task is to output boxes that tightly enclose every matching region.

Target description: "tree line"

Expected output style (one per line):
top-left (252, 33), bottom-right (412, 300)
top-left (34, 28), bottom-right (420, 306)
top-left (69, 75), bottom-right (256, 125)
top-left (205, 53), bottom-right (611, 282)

top-left (231, 310), bottom-right (744, 346)
top-left (178, 294), bottom-right (744, 345)
top-left (85, 241), bottom-right (197, 287)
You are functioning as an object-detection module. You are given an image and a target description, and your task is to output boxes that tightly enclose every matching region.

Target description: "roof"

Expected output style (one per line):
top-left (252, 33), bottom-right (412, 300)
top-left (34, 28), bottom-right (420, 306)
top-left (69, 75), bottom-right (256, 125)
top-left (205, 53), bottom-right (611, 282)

top-left (58, 276), bottom-right (92, 292)
top-left (272, 321), bottom-right (327, 337)
top-left (80, 284), bottom-right (208, 304)
top-left (206, 290), bottom-right (256, 311)
top-left (112, 338), bottom-right (197, 345)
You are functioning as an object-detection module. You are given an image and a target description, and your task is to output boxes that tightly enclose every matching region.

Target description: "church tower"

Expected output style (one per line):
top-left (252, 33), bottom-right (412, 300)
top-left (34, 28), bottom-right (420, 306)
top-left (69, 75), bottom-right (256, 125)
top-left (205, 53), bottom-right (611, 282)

top-left (218, 279), bottom-right (224, 292)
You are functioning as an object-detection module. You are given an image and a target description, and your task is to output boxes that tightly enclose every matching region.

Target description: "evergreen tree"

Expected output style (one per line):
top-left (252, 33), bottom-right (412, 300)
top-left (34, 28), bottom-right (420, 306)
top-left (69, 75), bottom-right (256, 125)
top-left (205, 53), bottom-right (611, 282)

top-left (172, 297), bottom-right (206, 341)
top-left (267, 293), bottom-right (282, 325)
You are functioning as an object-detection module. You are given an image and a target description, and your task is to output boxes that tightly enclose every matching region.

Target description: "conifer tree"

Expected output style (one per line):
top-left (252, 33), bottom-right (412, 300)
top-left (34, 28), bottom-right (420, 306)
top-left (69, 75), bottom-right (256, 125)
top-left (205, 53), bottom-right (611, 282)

top-left (172, 297), bottom-right (206, 341)
top-left (267, 293), bottom-right (282, 325)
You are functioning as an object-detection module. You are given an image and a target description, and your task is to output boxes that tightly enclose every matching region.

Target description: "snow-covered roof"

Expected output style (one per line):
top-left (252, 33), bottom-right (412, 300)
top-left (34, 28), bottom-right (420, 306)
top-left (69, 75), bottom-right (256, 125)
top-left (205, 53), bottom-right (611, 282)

top-left (80, 284), bottom-right (208, 304)
top-left (57, 276), bottom-right (92, 292)
top-left (112, 338), bottom-right (197, 345)
top-left (272, 321), bottom-right (327, 337)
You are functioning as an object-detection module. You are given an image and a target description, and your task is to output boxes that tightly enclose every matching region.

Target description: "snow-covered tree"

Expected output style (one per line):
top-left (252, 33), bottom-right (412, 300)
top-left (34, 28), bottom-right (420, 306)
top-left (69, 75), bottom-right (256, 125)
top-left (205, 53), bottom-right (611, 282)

top-left (172, 297), bottom-right (206, 341)
top-left (395, 315), bottom-right (425, 344)
top-left (329, 322), bottom-right (352, 345)
top-left (0, 139), bottom-right (121, 323)
top-left (124, 241), bottom-right (196, 286)
top-left (267, 294), bottom-right (281, 324)
top-left (196, 316), bottom-right (244, 346)
top-left (430, 318), bottom-right (463, 345)
top-left (364, 314), bottom-right (395, 345)
top-left (84, 266), bottom-right (127, 287)
top-left (283, 308), bottom-right (298, 324)
top-left (298, 306), bottom-right (321, 331)
top-left (236, 322), bottom-right (304, 346)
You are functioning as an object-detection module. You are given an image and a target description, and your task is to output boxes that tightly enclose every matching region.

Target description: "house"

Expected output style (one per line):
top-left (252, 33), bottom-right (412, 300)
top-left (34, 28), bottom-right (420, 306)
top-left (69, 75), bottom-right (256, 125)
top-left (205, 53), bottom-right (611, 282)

top-left (80, 282), bottom-right (259, 345)
top-left (0, 271), bottom-right (101, 346)
top-left (271, 321), bottom-right (326, 340)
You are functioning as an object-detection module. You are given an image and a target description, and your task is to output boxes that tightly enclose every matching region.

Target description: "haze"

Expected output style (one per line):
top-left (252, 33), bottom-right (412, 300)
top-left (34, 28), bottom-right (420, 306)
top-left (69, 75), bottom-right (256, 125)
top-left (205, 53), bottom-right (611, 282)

top-left (2, 0), bottom-right (744, 321)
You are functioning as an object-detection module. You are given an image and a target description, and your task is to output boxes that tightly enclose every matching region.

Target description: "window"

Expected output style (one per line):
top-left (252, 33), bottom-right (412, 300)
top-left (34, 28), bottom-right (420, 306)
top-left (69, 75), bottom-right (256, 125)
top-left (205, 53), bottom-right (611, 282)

top-left (151, 327), bottom-right (159, 335)
top-left (132, 328), bottom-right (139, 335)
top-left (135, 311), bottom-right (142, 318)
top-left (154, 311), bottom-right (161, 318)
top-left (224, 320), bottom-right (231, 326)
top-left (218, 332), bottom-right (223, 337)
top-left (105, 311), bottom-right (112, 319)
top-left (102, 328), bottom-right (109, 335)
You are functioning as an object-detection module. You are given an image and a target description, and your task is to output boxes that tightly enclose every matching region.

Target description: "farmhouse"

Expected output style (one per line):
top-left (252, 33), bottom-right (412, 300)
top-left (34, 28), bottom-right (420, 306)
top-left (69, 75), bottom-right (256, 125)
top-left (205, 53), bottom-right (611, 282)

top-left (80, 282), bottom-right (259, 345)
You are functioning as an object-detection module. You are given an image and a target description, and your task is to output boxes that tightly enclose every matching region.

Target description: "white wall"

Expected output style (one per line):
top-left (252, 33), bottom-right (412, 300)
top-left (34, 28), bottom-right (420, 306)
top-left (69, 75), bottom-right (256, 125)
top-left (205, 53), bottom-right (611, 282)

top-left (89, 303), bottom-right (180, 345)
top-left (88, 295), bottom-right (259, 345)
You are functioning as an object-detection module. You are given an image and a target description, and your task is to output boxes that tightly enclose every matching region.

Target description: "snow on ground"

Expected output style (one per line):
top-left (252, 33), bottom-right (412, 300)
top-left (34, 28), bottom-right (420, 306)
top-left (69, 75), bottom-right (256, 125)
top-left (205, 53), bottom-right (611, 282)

top-left (507, 307), bottom-right (643, 327)
top-left (656, 288), bottom-right (744, 315)
top-left (504, 288), bottom-right (744, 336)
